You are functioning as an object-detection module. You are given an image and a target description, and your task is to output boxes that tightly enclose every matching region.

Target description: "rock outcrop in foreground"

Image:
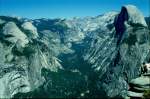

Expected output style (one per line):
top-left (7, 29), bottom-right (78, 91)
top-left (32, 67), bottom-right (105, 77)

top-left (0, 5), bottom-right (149, 98)
top-left (127, 64), bottom-right (150, 98)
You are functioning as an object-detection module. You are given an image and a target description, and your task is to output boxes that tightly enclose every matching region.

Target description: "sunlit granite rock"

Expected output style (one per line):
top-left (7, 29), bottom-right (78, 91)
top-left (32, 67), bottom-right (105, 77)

top-left (0, 4), bottom-right (149, 98)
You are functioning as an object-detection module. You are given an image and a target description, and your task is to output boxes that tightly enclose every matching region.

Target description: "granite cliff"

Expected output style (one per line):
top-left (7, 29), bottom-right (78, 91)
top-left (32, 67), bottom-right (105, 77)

top-left (0, 5), bottom-right (149, 98)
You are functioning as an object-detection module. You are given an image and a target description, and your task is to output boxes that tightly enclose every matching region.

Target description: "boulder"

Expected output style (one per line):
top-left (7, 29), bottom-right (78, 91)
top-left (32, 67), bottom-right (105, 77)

top-left (127, 91), bottom-right (143, 97)
top-left (133, 86), bottom-right (150, 91)
top-left (130, 76), bottom-right (150, 86)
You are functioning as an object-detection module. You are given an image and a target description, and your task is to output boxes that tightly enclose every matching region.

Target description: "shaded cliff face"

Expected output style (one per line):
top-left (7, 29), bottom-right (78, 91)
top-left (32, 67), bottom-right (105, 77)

top-left (145, 17), bottom-right (150, 30)
top-left (83, 5), bottom-right (149, 97)
top-left (0, 5), bottom-right (149, 98)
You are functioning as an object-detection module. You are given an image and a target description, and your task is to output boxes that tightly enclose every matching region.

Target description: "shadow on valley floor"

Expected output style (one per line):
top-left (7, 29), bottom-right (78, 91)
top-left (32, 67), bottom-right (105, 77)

top-left (13, 68), bottom-right (109, 98)
top-left (13, 43), bottom-right (109, 98)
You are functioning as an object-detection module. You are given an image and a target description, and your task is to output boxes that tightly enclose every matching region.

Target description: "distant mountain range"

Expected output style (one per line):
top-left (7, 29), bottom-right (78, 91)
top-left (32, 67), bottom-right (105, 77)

top-left (0, 5), bottom-right (149, 98)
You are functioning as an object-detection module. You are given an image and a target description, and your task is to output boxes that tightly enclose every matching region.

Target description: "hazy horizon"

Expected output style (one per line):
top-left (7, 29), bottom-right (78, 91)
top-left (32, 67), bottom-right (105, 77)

top-left (0, 0), bottom-right (149, 19)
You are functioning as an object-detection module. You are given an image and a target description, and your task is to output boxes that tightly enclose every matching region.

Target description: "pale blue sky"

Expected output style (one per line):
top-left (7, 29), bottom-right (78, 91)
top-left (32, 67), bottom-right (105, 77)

top-left (0, 0), bottom-right (149, 19)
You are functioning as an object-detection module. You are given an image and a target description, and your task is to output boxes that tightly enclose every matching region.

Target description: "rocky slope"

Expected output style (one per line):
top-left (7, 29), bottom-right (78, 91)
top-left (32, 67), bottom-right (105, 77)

top-left (0, 5), bottom-right (149, 98)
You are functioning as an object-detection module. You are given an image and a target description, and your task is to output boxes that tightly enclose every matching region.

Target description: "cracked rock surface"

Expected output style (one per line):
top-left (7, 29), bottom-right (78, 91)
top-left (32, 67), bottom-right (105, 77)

top-left (0, 5), bottom-right (150, 98)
